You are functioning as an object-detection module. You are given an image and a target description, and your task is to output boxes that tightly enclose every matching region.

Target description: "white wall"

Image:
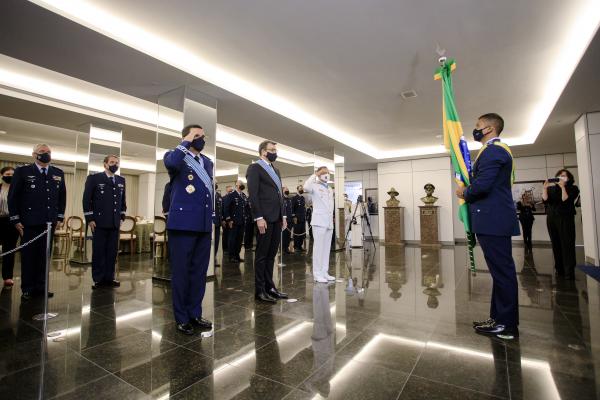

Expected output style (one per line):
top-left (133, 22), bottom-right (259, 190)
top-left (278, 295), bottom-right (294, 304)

top-left (345, 170), bottom-right (378, 191)
top-left (137, 173), bottom-right (155, 220)
top-left (377, 157), bottom-right (454, 243)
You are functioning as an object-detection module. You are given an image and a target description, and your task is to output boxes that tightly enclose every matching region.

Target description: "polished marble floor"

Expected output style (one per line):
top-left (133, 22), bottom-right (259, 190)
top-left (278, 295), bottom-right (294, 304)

top-left (0, 241), bottom-right (599, 399)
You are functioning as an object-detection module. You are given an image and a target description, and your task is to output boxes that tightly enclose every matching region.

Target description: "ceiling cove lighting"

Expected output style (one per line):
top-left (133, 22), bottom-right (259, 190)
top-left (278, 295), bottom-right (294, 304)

top-left (28, 0), bottom-right (600, 159)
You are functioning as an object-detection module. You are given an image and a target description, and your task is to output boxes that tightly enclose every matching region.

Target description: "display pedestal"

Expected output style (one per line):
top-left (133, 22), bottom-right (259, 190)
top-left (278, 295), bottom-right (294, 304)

top-left (336, 207), bottom-right (346, 251)
top-left (383, 206), bottom-right (404, 245)
top-left (419, 206), bottom-right (441, 248)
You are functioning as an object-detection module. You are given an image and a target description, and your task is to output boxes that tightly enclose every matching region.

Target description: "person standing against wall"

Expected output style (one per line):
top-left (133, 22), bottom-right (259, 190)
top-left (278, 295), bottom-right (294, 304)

top-left (543, 169), bottom-right (580, 280)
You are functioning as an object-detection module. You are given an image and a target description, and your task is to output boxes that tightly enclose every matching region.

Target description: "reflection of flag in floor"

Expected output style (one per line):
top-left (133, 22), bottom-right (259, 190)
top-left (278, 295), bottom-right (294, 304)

top-left (435, 59), bottom-right (476, 272)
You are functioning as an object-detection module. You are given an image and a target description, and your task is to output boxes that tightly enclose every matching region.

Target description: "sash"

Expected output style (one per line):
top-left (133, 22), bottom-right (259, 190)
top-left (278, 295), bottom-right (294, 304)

top-left (474, 141), bottom-right (515, 185)
top-left (183, 153), bottom-right (213, 196)
top-left (257, 159), bottom-right (282, 194)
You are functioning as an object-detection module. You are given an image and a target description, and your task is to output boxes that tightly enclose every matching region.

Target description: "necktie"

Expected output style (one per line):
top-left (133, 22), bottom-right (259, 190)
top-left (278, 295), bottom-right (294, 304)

top-left (110, 177), bottom-right (115, 185)
top-left (41, 167), bottom-right (46, 176)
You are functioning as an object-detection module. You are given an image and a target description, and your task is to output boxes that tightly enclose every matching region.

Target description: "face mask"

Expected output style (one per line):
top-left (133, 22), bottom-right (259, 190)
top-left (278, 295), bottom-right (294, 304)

top-left (239, 185), bottom-right (245, 191)
top-left (191, 137), bottom-right (205, 151)
top-left (108, 165), bottom-right (119, 174)
top-left (284, 190), bottom-right (290, 196)
top-left (2, 176), bottom-right (12, 184)
top-left (472, 128), bottom-right (485, 142)
top-left (320, 174), bottom-right (329, 182)
top-left (560, 176), bottom-right (568, 183)
top-left (298, 189), bottom-right (304, 194)
top-left (36, 152), bottom-right (51, 163)
top-left (266, 152), bottom-right (277, 162)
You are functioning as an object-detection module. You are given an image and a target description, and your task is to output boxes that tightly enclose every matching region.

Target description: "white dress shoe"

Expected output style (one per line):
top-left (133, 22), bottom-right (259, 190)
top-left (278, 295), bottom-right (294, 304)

top-left (326, 274), bottom-right (336, 281)
top-left (314, 276), bottom-right (328, 283)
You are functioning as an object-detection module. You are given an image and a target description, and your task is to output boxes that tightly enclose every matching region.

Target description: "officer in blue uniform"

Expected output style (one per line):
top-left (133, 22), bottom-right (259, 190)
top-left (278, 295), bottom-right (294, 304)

top-left (8, 144), bottom-right (66, 300)
top-left (224, 180), bottom-right (247, 263)
top-left (456, 113), bottom-right (520, 339)
top-left (243, 192), bottom-right (255, 250)
top-left (292, 185), bottom-right (307, 252)
top-left (282, 187), bottom-right (293, 254)
top-left (164, 124), bottom-right (213, 335)
top-left (222, 186), bottom-right (233, 254)
top-left (214, 184), bottom-right (223, 266)
top-left (82, 155), bottom-right (127, 289)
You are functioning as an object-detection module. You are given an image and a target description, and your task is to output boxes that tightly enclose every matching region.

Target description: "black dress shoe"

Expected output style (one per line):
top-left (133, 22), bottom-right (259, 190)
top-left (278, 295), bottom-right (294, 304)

top-left (109, 280), bottom-right (121, 287)
top-left (237, 258), bottom-right (245, 262)
top-left (21, 292), bottom-right (32, 301)
top-left (255, 292), bottom-right (277, 303)
top-left (92, 282), bottom-right (103, 290)
top-left (190, 317), bottom-right (213, 329)
top-left (176, 323), bottom-right (194, 335)
top-left (269, 288), bottom-right (288, 299)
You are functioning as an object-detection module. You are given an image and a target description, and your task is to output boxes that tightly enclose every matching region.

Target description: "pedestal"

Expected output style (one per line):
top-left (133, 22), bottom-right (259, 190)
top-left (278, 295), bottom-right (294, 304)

top-left (337, 207), bottom-right (346, 249)
top-left (419, 206), bottom-right (440, 247)
top-left (383, 206), bottom-right (404, 245)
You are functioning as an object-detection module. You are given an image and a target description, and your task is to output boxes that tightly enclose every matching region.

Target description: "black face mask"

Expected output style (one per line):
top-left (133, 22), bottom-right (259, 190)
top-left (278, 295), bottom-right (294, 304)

top-left (284, 191), bottom-right (290, 196)
top-left (266, 152), bottom-right (277, 162)
top-left (191, 137), bottom-right (205, 152)
top-left (298, 189), bottom-right (304, 194)
top-left (239, 185), bottom-right (245, 191)
top-left (36, 152), bottom-right (51, 164)
top-left (2, 176), bottom-right (12, 184)
top-left (108, 165), bottom-right (119, 174)
top-left (472, 127), bottom-right (490, 142)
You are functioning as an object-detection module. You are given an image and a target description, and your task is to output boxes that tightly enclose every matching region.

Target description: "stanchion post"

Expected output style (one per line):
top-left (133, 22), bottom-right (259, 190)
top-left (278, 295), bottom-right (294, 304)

top-left (33, 222), bottom-right (58, 321)
top-left (277, 229), bottom-right (286, 267)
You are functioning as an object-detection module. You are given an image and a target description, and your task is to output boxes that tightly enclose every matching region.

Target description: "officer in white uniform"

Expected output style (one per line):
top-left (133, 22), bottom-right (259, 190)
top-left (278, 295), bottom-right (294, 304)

top-left (303, 166), bottom-right (335, 283)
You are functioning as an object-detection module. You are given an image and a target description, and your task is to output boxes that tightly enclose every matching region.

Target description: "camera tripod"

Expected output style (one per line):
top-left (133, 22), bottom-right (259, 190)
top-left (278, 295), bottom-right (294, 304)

top-left (343, 195), bottom-right (376, 250)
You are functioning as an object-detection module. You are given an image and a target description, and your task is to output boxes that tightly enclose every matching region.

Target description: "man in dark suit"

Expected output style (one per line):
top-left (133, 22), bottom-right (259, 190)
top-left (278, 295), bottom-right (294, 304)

top-left (282, 187), bottom-right (293, 254)
top-left (292, 186), bottom-right (307, 252)
top-left (8, 144), bottom-right (66, 300)
top-left (163, 124), bottom-right (213, 335)
top-left (246, 140), bottom-right (289, 303)
top-left (223, 180), bottom-right (247, 263)
top-left (456, 113), bottom-right (520, 339)
top-left (243, 192), bottom-right (255, 250)
top-left (221, 185), bottom-right (233, 254)
top-left (82, 154), bottom-right (127, 289)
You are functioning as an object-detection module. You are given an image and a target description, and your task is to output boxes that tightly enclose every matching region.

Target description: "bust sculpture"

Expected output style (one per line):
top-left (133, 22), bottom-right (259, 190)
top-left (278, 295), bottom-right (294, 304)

top-left (386, 187), bottom-right (400, 207)
top-left (420, 183), bottom-right (438, 205)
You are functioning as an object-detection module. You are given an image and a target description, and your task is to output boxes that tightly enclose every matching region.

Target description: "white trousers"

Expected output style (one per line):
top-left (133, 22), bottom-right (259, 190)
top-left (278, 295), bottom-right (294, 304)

top-left (312, 226), bottom-right (333, 278)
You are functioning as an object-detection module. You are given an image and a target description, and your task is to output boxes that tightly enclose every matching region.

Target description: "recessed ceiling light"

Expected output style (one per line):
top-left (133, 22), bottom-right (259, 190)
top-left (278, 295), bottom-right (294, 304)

top-left (400, 90), bottom-right (418, 99)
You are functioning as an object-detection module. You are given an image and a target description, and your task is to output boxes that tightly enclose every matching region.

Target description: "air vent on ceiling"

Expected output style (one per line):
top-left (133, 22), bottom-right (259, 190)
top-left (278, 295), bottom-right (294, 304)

top-left (400, 90), bottom-right (418, 99)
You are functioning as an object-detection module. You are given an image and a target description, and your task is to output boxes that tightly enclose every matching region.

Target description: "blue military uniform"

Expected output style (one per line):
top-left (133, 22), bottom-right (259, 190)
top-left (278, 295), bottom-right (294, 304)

top-left (292, 193), bottom-right (307, 251)
top-left (243, 193), bottom-right (255, 249)
top-left (164, 141), bottom-right (213, 325)
top-left (464, 138), bottom-right (520, 331)
top-left (282, 195), bottom-right (293, 252)
top-left (8, 163), bottom-right (66, 295)
top-left (214, 191), bottom-right (223, 258)
top-left (82, 172), bottom-right (127, 285)
top-left (223, 190), bottom-right (247, 261)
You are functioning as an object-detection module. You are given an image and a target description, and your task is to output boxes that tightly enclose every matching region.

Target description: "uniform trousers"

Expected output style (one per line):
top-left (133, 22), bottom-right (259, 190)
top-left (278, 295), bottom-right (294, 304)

top-left (312, 226), bottom-right (333, 279)
top-left (282, 227), bottom-right (292, 252)
top-left (21, 225), bottom-right (55, 293)
top-left (244, 221), bottom-right (255, 249)
top-left (519, 217), bottom-right (534, 250)
top-left (222, 226), bottom-right (230, 252)
top-left (214, 223), bottom-right (221, 255)
top-left (228, 223), bottom-right (245, 260)
top-left (254, 221), bottom-right (281, 295)
top-left (546, 213), bottom-right (576, 277)
top-left (0, 216), bottom-right (19, 280)
top-left (168, 230), bottom-right (211, 324)
top-left (477, 234), bottom-right (519, 330)
top-left (294, 219), bottom-right (306, 250)
top-left (92, 227), bottom-right (119, 284)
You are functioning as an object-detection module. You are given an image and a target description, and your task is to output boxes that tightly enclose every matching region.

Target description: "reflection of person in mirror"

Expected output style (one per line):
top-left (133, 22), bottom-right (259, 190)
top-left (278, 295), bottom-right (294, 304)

top-left (163, 124), bottom-right (213, 335)
top-left (516, 191), bottom-right (535, 253)
top-left (303, 167), bottom-right (335, 283)
top-left (8, 143), bottom-right (66, 300)
top-left (0, 166), bottom-right (19, 288)
top-left (82, 154), bottom-right (127, 289)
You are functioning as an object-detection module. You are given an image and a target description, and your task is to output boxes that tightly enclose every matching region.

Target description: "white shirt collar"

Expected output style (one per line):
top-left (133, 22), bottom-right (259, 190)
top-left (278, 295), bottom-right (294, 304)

top-left (485, 137), bottom-right (501, 146)
top-left (34, 162), bottom-right (49, 173)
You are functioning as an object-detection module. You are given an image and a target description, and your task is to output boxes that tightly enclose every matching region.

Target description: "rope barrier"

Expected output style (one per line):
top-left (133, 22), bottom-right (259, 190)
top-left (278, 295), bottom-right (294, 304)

top-left (0, 229), bottom-right (49, 258)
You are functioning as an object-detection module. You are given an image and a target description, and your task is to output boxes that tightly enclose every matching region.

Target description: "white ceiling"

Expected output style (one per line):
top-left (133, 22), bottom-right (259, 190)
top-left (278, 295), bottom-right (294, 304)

top-left (0, 0), bottom-right (599, 169)
top-left (28, 0), bottom-right (600, 158)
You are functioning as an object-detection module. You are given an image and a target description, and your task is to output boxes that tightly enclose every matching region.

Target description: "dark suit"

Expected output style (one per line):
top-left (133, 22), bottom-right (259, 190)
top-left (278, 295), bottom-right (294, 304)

top-left (0, 183), bottom-right (19, 280)
top-left (243, 193), bottom-right (255, 249)
top-left (164, 142), bottom-right (213, 324)
top-left (464, 139), bottom-right (520, 330)
top-left (292, 194), bottom-right (307, 250)
top-left (246, 160), bottom-right (285, 295)
top-left (8, 163), bottom-right (66, 294)
top-left (282, 196), bottom-right (293, 252)
top-left (223, 190), bottom-right (246, 261)
top-left (82, 172), bottom-right (127, 284)
top-left (214, 192), bottom-right (223, 256)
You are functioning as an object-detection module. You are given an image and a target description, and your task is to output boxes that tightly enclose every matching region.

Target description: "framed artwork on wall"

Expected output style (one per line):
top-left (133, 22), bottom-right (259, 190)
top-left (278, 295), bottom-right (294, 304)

top-left (512, 180), bottom-right (546, 215)
top-left (365, 188), bottom-right (378, 215)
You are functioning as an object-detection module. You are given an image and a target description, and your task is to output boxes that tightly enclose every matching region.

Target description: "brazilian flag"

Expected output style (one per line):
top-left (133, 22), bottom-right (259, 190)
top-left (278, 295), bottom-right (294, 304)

top-left (435, 59), bottom-right (476, 273)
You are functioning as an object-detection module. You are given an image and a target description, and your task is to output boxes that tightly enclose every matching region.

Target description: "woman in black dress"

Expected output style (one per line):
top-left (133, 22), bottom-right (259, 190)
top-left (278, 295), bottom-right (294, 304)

top-left (516, 191), bottom-right (535, 253)
top-left (543, 169), bottom-right (580, 279)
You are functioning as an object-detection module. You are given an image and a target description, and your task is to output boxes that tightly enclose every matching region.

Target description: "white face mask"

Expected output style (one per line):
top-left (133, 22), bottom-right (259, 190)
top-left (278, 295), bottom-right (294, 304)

top-left (320, 174), bottom-right (329, 182)
top-left (560, 176), bottom-right (568, 182)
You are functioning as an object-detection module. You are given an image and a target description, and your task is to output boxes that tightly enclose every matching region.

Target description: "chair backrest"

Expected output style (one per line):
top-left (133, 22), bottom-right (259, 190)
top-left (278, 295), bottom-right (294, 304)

top-left (120, 216), bottom-right (136, 233)
top-left (154, 216), bottom-right (167, 235)
top-left (68, 216), bottom-right (83, 232)
top-left (135, 215), bottom-right (143, 222)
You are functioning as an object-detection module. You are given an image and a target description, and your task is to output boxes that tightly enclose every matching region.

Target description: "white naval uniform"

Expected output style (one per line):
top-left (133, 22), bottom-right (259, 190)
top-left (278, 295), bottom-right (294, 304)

top-left (303, 174), bottom-right (334, 279)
